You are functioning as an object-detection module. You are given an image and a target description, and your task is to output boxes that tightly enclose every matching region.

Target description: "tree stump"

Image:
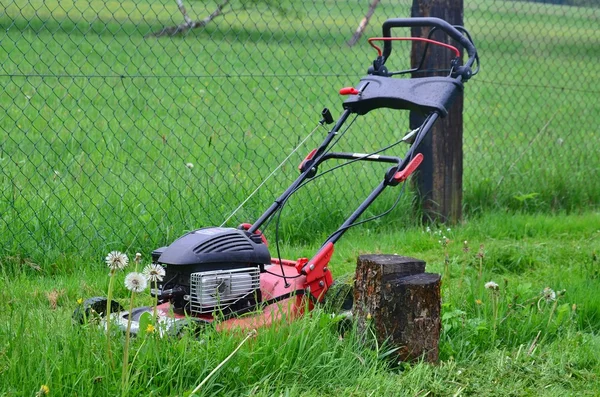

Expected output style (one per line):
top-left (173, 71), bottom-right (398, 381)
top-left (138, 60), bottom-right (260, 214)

top-left (354, 254), bottom-right (441, 363)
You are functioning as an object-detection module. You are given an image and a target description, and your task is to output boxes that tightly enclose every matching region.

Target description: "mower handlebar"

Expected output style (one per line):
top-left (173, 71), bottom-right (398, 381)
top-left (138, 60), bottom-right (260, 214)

top-left (381, 17), bottom-right (477, 69)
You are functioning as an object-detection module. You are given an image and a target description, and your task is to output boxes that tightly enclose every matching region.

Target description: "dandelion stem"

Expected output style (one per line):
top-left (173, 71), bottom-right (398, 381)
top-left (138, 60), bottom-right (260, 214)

top-left (106, 271), bottom-right (116, 367)
top-left (492, 293), bottom-right (499, 337)
top-left (121, 291), bottom-right (136, 394)
top-left (153, 279), bottom-right (160, 321)
top-left (547, 298), bottom-right (559, 327)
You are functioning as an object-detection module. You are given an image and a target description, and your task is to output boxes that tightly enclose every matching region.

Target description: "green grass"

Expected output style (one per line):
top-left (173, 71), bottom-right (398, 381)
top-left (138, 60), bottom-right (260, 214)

top-left (1, 211), bottom-right (599, 395)
top-left (1, 0), bottom-right (599, 266)
top-left (0, 2), bottom-right (600, 392)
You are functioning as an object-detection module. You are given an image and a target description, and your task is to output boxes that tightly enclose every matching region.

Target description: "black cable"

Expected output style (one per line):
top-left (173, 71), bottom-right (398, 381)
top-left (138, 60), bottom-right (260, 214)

top-left (453, 26), bottom-right (480, 76)
top-left (324, 177), bottom-right (409, 244)
top-left (263, 268), bottom-right (303, 279)
top-left (268, 114), bottom-right (359, 283)
top-left (323, 114), bottom-right (359, 156)
top-left (266, 121), bottom-right (423, 281)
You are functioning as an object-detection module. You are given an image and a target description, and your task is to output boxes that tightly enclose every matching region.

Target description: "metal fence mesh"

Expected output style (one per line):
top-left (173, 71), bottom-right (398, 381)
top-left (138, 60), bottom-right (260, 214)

top-left (1, 0), bottom-right (599, 265)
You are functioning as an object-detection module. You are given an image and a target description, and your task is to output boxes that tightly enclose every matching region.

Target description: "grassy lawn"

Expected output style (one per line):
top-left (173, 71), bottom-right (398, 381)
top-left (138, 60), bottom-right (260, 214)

top-left (1, 0), bottom-right (599, 266)
top-left (0, 1), bottom-right (599, 394)
top-left (1, 211), bottom-right (599, 395)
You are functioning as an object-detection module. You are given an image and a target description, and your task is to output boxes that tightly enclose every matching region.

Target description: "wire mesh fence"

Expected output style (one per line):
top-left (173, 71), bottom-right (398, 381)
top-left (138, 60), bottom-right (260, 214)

top-left (1, 0), bottom-right (599, 265)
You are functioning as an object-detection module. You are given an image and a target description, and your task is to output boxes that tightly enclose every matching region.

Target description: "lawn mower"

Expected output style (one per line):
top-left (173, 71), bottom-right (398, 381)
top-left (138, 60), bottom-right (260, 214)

top-left (78, 17), bottom-right (478, 334)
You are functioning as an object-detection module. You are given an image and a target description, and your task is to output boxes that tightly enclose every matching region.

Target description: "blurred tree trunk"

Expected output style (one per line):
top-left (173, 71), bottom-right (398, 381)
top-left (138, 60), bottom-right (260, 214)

top-left (148, 0), bottom-right (230, 37)
top-left (347, 0), bottom-right (381, 46)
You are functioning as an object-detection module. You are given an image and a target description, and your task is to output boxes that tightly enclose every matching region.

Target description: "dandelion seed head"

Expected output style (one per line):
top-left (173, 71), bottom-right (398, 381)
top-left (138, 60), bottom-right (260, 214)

top-left (105, 251), bottom-right (129, 271)
top-left (477, 244), bottom-right (486, 259)
top-left (125, 272), bottom-right (147, 293)
top-left (143, 263), bottom-right (166, 282)
top-left (485, 281), bottom-right (499, 291)
top-left (542, 287), bottom-right (556, 302)
top-left (186, 162), bottom-right (194, 169)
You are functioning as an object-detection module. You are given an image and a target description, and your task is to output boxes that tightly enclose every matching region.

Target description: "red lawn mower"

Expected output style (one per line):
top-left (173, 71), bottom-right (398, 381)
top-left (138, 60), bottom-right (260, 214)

top-left (79, 17), bottom-right (478, 334)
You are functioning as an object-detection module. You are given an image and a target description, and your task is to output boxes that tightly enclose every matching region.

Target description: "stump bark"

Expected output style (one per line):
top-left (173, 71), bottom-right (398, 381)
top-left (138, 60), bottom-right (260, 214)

top-left (354, 254), bottom-right (441, 363)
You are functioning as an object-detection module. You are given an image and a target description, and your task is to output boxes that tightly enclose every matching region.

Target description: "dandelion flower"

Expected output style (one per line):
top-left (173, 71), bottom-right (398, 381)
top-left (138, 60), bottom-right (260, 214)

top-left (146, 324), bottom-right (156, 334)
top-left (125, 272), bottom-right (147, 293)
top-left (143, 263), bottom-right (166, 283)
top-left (36, 385), bottom-right (50, 396)
top-left (542, 287), bottom-right (556, 302)
top-left (475, 299), bottom-right (482, 305)
top-left (463, 240), bottom-right (470, 253)
top-left (105, 251), bottom-right (129, 271)
top-left (77, 298), bottom-right (83, 305)
top-left (485, 281), bottom-right (499, 291)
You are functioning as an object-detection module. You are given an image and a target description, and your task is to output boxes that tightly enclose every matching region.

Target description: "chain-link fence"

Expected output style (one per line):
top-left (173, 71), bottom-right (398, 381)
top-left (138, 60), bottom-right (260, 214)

top-left (1, 0), bottom-right (599, 266)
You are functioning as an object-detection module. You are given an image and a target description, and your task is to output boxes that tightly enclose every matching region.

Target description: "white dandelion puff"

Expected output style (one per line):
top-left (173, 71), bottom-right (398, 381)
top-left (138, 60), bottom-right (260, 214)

top-left (542, 287), bottom-right (556, 302)
top-left (186, 162), bottom-right (194, 169)
top-left (105, 251), bottom-right (129, 271)
top-left (125, 272), bottom-right (147, 292)
top-left (143, 263), bottom-right (166, 283)
top-left (485, 281), bottom-right (499, 291)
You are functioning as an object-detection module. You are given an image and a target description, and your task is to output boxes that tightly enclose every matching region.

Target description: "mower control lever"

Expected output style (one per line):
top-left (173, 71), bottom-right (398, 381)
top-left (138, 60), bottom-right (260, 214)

top-left (339, 87), bottom-right (360, 96)
top-left (393, 153), bottom-right (424, 183)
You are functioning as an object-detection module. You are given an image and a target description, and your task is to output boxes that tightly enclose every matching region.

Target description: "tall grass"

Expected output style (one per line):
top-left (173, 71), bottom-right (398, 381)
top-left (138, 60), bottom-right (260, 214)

top-left (0, 211), bottom-right (599, 395)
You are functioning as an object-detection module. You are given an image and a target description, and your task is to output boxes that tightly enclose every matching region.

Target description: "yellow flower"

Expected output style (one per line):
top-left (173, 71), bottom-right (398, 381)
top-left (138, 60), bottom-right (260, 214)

top-left (475, 299), bottom-right (482, 305)
top-left (36, 385), bottom-right (50, 396)
top-left (77, 298), bottom-right (83, 305)
top-left (146, 324), bottom-right (156, 334)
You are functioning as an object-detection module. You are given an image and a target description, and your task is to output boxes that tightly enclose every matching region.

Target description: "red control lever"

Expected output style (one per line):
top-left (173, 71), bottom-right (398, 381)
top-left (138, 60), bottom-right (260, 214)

top-left (393, 153), bottom-right (424, 182)
top-left (339, 87), bottom-right (360, 95)
top-left (298, 148), bottom-right (317, 171)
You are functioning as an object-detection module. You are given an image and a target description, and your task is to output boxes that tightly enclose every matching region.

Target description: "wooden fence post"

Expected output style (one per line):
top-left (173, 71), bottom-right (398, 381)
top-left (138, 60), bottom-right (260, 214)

top-left (353, 254), bottom-right (441, 363)
top-left (410, 0), bottom-right (465, 224)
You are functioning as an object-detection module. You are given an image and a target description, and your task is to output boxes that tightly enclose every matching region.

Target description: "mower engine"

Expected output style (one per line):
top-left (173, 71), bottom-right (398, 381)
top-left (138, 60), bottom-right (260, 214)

top-left (151, 227), bottom-right (270, 316)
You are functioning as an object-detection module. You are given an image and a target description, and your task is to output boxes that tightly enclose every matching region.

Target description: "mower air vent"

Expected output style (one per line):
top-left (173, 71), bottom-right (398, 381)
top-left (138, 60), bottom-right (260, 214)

top-left (189, 267), bottom-right (260, 314)
top-left (192, 232), bottom-right (254, 254)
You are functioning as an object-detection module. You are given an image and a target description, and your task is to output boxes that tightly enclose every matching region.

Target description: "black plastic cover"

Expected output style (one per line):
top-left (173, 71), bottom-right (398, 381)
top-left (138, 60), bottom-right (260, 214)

top-left (342, 76), bottom-right (463, 117)
top-left (157, 227), bottom-right (271, 268)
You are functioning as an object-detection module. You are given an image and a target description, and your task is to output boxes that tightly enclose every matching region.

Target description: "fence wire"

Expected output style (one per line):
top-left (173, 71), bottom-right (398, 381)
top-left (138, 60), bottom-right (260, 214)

top-left (1, 0), bottom-right (599, 265)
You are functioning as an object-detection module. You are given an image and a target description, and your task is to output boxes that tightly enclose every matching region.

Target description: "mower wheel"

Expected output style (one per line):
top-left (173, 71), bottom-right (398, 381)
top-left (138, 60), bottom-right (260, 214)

top-left (324, 279), bottom-right (354, 312)
top-left (73, 297), bottom-right (124, 324)
top-left (171, 317), bottom-right (212, 337)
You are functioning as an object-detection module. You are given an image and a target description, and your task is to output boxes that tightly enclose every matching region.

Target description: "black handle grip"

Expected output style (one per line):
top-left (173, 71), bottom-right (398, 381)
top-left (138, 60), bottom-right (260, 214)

top-left (381, 17), bottom-right (477, 68)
